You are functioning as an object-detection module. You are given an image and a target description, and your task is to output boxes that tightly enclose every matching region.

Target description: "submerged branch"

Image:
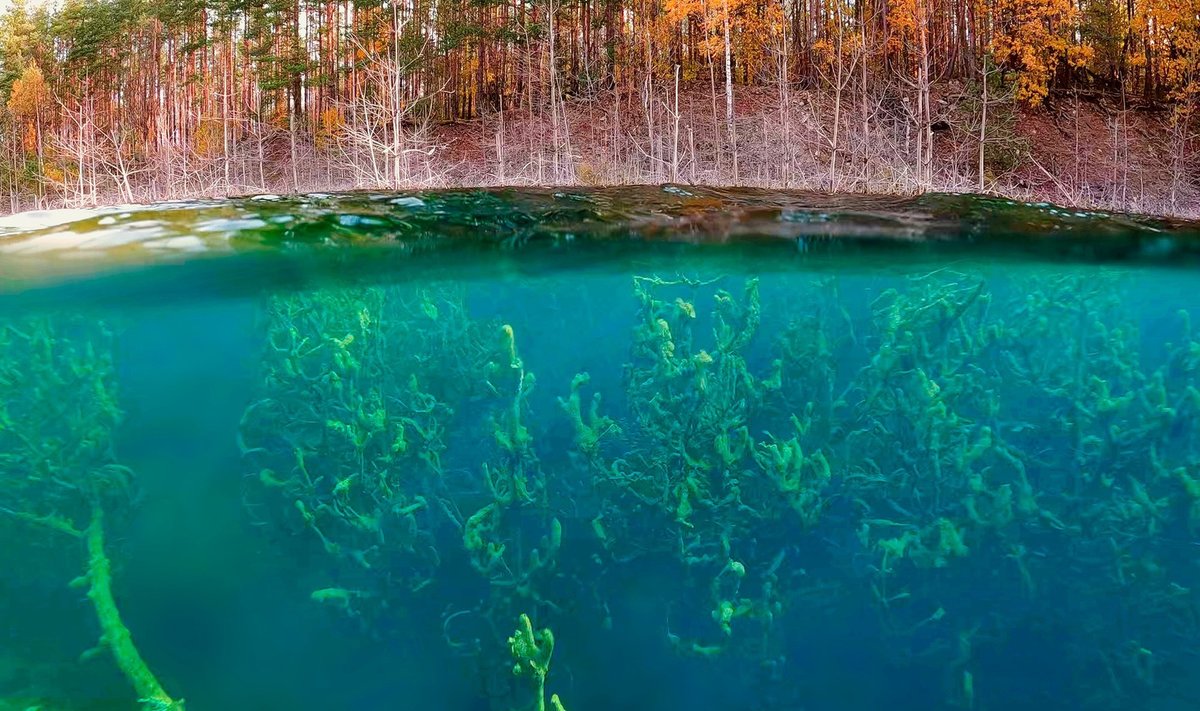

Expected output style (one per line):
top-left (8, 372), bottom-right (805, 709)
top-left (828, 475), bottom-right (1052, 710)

top-left (81, 503), bottom-right (185, 711)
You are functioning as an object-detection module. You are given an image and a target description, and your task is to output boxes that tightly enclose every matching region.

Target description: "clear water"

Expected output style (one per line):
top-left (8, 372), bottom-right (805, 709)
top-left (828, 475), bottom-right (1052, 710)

top-left (2, 188), bottom-right (1200, 711)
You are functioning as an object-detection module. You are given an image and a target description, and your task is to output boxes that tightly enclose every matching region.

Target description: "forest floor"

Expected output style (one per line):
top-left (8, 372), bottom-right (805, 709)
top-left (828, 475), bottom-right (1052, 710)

top-left (5, 86), bottom-right (1196, 219)
top-left (422, 86), bottom-right (1198, 219)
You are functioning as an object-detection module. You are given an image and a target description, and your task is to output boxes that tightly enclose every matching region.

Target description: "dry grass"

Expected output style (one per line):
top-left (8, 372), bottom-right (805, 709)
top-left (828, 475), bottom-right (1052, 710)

top-left (433, 86), bottom-right (1197, 218)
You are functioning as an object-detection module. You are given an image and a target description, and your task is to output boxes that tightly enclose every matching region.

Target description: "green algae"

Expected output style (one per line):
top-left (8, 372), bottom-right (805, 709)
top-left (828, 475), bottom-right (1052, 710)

top-left (4, 190), bottom-right (1200, 710)
top-left (0, 318), bottom-right (182, 710)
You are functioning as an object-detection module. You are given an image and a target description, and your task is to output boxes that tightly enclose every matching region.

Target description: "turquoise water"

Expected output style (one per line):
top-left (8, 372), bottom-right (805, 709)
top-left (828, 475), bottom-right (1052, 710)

top-left (2, 188), bottom-right (1200, 711)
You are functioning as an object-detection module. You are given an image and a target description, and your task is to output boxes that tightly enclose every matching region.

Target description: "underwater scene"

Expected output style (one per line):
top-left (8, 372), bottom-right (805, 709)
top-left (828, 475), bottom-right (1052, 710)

top-left (2, 188), bottom-right (1200, 711)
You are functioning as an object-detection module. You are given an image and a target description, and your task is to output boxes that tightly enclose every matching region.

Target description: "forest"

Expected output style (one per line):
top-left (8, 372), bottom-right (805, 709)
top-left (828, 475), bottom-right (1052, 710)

top-left (0, 0), bottom-right (1197, 214)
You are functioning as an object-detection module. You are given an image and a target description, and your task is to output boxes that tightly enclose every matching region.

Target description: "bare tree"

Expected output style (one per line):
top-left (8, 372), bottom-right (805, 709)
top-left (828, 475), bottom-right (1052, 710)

top-left (333, 36), bottom-right (446, 189)
top-left (722, 0), bottom-right (738, 181)
top-left (814, 0), bottom-right (864, 190)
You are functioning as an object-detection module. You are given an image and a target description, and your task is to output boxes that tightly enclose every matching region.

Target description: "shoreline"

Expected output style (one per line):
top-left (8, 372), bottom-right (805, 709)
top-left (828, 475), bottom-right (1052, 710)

top-left (3, 87), bottom-right (1196, 221)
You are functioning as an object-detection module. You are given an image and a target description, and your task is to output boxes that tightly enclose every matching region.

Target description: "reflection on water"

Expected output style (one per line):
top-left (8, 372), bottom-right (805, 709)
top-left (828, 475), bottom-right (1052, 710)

top-left (1, 187), bottom-right (1199, 293)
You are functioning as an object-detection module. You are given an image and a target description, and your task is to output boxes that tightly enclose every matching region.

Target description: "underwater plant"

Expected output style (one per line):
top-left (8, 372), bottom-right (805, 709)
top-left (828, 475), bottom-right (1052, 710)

top-left (234, 268), bottom-right (1200, 710)
top-left (508, 613), bottom-right (567, 711)
top-left (241, 285), bottom-right (498, 612)
top-left (241, 285), bottom-right (571, 709)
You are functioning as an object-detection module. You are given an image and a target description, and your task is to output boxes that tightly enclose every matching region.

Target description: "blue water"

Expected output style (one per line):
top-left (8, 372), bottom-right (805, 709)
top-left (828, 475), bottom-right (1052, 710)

top-left (2, 189), bottom-right (1200, 711)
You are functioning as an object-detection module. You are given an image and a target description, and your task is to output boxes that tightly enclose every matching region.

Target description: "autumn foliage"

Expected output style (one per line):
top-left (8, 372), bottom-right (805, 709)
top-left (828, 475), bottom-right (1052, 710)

top-left (0, 0), bottom-right (1194, 208)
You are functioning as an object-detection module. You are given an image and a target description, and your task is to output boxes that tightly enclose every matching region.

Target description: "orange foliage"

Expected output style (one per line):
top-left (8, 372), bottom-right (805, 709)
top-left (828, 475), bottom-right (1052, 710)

top-left (886, 0), bottom-right (923, 55)
top-left (651, 0), bottom-right (781, 82)
top-left (813, 0), bottom-right (863, 73)
top-left (990, 0), bottom-right (1091, 104)
top-left (316, 106), bottom-right (343, 149)
top-left (193, 118), bottom-right (222, 158)
top-left (734, 0), bottom-right (785, 80)
top-left (42, 162), bottom-right (65, 184)
top-left (1133, 0), bottom-right (1200, 101)
top-left (7, 63), bottom-right (47, 120)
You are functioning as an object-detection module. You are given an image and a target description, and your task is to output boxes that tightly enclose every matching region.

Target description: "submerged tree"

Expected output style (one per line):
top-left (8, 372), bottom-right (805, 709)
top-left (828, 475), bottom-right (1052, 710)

top-left (0, 314), bottom-right (183, 710)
